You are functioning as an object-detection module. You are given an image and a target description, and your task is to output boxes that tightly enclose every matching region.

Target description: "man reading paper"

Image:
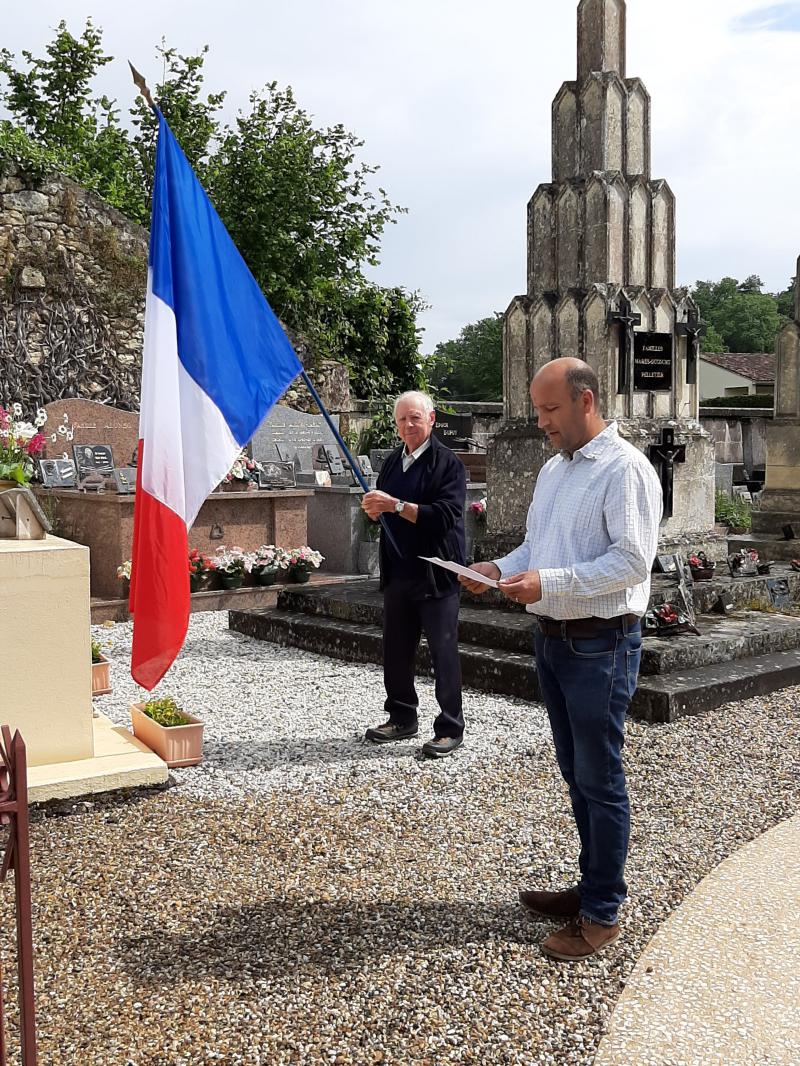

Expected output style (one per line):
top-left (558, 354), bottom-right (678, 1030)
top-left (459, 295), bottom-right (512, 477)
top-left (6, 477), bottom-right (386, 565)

top-left (361, 391), bottom-right (467, 758)
top-left (460, 359), bottom-right (662, 961)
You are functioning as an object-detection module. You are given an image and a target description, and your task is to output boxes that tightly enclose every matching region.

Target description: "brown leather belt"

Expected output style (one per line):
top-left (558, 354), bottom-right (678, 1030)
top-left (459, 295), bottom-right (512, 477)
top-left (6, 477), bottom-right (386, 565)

top-left (536, 614), bottom-right (640, 638)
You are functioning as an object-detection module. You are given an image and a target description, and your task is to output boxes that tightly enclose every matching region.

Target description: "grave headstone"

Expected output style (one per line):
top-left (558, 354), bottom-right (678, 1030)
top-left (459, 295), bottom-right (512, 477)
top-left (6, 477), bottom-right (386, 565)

top-left (251, 406), bottom-right (340, 463)
top-left (43, 399), bottom-right (139, 465)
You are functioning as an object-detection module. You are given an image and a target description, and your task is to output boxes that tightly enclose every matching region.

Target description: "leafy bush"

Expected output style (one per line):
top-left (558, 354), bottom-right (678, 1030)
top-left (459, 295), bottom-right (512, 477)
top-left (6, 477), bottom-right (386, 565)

top-left (715, 491), bottom-right (752, 532)
top-left (142, 696), bottom-right (190, 727)
top-left (90, 639), bottom-right (103, 663)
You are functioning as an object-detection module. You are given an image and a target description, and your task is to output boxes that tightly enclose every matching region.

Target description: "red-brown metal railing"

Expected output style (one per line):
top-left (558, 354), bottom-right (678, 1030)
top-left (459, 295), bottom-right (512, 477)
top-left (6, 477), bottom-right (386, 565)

top-left (0, 726), bottom-right (37, 1065)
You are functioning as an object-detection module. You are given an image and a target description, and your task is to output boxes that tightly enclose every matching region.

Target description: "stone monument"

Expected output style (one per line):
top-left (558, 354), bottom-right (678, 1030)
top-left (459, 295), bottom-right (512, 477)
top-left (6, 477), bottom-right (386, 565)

top-left (486, 0), bottom-right (715, 551)
top-left (732, 259), bottom-right (800, 559)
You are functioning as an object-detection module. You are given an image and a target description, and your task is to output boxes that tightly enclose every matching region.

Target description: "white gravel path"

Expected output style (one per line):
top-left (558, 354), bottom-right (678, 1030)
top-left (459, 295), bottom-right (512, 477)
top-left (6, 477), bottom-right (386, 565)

top-left (93, 611), bottom-right (552, 798)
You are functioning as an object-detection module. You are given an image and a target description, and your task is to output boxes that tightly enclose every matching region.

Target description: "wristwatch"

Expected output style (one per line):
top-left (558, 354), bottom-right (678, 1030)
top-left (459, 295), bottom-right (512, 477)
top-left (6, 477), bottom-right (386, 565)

top-left (394, 499), bottom-right (405, 514)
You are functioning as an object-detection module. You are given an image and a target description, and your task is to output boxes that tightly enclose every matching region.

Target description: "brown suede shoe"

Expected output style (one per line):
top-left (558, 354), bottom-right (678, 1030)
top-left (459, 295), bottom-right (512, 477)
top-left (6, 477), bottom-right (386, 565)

top-left (519, 887), bottom-right (581, 919)
top-left (540, 916), bottom-right (620, 961)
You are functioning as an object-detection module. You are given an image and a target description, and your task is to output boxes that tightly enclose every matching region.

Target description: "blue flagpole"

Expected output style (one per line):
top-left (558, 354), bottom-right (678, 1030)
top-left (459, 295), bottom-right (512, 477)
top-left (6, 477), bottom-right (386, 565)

top-left (299, 369), bottom-right (402, 558)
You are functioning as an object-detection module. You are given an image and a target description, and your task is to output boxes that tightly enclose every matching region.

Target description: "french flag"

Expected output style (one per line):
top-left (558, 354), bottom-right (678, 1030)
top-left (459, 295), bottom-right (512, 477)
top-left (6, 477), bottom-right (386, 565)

top-left (130, 112), bottom-right (302, 689)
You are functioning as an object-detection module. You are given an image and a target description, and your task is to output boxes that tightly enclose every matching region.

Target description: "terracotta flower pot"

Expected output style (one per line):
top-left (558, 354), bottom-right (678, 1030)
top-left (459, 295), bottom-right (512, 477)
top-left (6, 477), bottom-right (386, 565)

top-left (130, 703), bottom-right (204, 768)
top-left (91, 654), bottom-right (111, 697)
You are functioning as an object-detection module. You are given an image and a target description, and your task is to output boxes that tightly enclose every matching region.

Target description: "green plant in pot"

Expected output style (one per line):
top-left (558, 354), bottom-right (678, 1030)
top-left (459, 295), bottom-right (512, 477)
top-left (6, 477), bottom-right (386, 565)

top-left (189, 548), bottom-right (217, 592)
top-left (283, 546), bottom-right (324, 583)
top-left (213, 546), bottom-right (253, 589)
top-left (130, 695), bottom-right (204, 767)
top-left (0, 402), bottom-right (47, 486)
top-left (252, 544), bottom-right (283, 585)
top-left (91, 638), bottom-right (111, 696)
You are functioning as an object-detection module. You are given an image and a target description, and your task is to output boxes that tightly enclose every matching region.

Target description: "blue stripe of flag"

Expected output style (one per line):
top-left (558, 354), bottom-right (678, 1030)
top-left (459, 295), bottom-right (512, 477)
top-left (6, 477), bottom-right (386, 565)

top-left (149, 111), bottom-right (302, 445)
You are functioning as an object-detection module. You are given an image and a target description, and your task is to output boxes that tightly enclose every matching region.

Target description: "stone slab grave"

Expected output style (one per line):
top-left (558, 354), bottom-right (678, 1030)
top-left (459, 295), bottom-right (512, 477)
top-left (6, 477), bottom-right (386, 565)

top-left (252, 405), bottom-right (345, 485)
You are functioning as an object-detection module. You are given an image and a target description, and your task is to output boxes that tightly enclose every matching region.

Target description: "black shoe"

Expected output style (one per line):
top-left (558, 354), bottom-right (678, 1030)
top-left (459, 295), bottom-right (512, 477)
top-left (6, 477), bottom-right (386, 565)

top-left (519, 887), bottom-right (581, 919)
top-left (365, 720), bottom-right (419, 744)
top-left (421, 735), bottom-right (463, 758)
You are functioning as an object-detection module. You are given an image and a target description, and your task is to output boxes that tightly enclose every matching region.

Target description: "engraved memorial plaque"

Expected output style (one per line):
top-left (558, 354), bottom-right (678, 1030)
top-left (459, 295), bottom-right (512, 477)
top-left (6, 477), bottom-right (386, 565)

top-left (38, 458), bottom-right (77, 488)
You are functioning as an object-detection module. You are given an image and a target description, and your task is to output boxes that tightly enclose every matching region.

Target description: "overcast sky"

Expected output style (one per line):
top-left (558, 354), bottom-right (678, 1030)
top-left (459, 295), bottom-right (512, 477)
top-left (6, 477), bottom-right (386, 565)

top-left (2, 1), bottom-right (799, 351)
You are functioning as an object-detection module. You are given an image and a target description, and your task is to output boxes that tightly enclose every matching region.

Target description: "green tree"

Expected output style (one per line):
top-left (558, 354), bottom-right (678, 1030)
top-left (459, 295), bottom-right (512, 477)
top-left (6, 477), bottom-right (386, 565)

top-left (776, 276), bottom-right (796, 322)
top-left (1, 22), bottom-right (425, 400)
top-left (425, 315), bottom-right (504, 401)
top-left (0, 21), bottom-right (145, 219)
top-left (691, 276), bottom-right (783, 353)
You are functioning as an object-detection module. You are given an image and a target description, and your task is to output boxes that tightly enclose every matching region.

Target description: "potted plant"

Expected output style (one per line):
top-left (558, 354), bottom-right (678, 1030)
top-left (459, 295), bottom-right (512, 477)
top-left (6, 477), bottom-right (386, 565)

top-left (117, 559), bottom-right (132, 600)
top-left (252, 544), bottom-right (283, 586)
top-left (213, 545), bottom-right (254, 589)
top-left (284, 546), bottom-right (324, 583)
top-left (91, 639), bottom-right (111, 696)
top-left (687, 551), bottom-right (716, 581)
top-left (0, 402), bottom-right (48, 488)
top-left (189, 548), bottom-right (218, 592)
top-left (218, 450), bottom-right (261, 492)
top-left (469, 497), bottom-right (487, 523)
top-left (130, 696), bottom-right (204, 767)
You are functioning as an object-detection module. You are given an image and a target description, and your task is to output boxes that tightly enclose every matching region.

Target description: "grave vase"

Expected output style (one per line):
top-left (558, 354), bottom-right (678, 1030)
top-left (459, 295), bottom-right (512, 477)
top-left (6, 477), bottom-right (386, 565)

top-left (289, 566), bottom-right (312, 583)
top-left (218, 570), bottom-right (244, 590)
top-left (255, 566), bottom-right (279, 586)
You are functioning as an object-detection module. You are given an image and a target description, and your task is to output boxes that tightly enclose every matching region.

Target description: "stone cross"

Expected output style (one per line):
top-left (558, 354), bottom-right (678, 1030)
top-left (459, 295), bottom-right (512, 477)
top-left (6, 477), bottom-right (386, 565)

top-left (608, 293), bottom-right (641, 394)
top-left (648, 428), bottom-right (686, 519)
top-left (676, 308), bottom-right (706, 386)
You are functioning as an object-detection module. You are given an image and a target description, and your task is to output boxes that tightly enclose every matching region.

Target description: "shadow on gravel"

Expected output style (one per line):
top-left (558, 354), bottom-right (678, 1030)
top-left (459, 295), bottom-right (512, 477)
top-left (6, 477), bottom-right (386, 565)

top-left (120, 899), bottom-right (537, 984)
top-left (204, 737), bottom-right (424, 769)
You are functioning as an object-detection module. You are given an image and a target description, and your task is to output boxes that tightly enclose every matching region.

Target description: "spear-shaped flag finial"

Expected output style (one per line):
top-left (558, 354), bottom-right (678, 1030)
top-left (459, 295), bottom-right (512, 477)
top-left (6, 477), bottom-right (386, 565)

top-left (128, 61), bottom-right (156, 111)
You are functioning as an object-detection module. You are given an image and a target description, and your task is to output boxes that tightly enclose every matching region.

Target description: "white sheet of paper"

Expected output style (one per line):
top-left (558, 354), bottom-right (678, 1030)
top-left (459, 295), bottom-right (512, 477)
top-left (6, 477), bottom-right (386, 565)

top-left (419, 556), bottom-right (499, 588)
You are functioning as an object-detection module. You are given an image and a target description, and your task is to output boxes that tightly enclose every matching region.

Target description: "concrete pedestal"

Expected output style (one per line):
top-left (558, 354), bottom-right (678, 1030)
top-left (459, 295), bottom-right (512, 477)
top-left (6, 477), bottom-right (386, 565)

top-left (0, 534), bottom-right (167, 801)
top-left (0, 535), bottom-right (94, 765)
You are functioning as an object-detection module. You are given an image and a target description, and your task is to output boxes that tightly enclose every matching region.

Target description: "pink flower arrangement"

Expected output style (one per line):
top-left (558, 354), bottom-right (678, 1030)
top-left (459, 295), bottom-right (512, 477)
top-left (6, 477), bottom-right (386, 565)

top-left (470, 497), bottom-right (487, 521)
top-left (0, 403), bottom-right (48, 484)
top-left (281, 546), bottom-right (324, 573)
top-left (223, 450), bottom-right (261, 484)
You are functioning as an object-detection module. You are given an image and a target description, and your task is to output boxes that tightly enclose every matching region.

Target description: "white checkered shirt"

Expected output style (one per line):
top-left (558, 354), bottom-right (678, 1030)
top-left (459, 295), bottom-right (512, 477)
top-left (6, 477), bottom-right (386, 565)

top-left (495, 422), bottom-right (663, 619)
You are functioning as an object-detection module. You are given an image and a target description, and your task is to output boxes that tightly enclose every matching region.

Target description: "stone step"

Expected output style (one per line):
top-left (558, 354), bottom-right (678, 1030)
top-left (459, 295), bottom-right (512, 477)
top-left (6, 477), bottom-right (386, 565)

top-left (229, 606), bottom-right (536, 702)
top-left (751, 511), bottom-right (800, 536)
top-left (274, 581), bottom-right (800, 676)
top-left (228, 606), bottom-right (800, 724)
top-left (631, 649), bottom-right (800, 724)
top-left (728, 534), bottom-right (800, 562)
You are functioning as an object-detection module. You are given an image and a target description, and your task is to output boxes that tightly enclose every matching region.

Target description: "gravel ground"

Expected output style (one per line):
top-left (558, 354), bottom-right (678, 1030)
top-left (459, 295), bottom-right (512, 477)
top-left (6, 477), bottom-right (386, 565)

top-left (2, 611), bottom-right (798, 1065)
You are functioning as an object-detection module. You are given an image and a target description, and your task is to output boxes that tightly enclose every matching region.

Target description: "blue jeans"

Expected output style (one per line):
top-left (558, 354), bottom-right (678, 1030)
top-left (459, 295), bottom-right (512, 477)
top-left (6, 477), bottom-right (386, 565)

top-left (533, 622), bottom-right (642, 926)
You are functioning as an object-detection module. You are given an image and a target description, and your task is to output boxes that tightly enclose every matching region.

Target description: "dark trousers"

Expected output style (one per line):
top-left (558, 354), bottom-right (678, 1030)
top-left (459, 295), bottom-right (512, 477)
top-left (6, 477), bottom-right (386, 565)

top-left (382, 580), bottom-right (464, 738)
top-left (533, 621), bottom-right (642, 926)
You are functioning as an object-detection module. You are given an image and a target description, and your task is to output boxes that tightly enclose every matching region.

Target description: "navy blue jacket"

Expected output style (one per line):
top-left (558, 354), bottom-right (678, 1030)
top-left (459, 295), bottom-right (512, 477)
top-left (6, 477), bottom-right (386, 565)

top-left (376, 434), bottom-right (466, 597)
